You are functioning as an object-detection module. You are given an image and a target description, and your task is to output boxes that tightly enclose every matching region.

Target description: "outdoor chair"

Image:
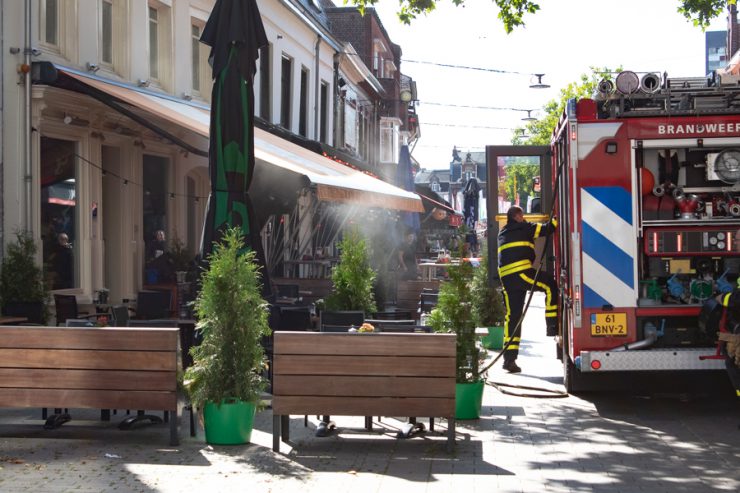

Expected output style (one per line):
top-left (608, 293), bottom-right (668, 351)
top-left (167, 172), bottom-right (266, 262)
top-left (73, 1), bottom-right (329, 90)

top-left (275, 284), bottom-right (300, 298)
top-left (278, 307), bottom-right (312, 331)
top-left (53, 294), bottom-right (96, 326)
top-left (319, 310), bottom-right (364, 329)
top-left (65, 319), bottom-right (96, 327)
top-left (2, 301), bottom-right (45, 325)
top-left (110, 305), bottom-right (130, 327)
top-left (320, 324), bottom-right (353, 332)
top-left (132, 290), bottom-right (172, 320)
top-left (371, 310), bottom-right (414, 320)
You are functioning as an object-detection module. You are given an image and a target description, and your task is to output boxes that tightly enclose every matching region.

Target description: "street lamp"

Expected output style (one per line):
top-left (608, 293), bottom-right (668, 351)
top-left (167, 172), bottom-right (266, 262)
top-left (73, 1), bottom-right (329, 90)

top-left (529, 74), bottom-right (550, 89)
top-left (521, 110), bottom-right (536, 121)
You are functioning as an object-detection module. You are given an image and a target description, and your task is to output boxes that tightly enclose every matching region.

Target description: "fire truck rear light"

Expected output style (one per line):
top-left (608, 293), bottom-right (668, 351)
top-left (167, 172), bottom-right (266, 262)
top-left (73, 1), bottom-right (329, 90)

top-left (591, 359), bottom-right (602, 370)
top-left (571, 125), bottom-right (577, 140)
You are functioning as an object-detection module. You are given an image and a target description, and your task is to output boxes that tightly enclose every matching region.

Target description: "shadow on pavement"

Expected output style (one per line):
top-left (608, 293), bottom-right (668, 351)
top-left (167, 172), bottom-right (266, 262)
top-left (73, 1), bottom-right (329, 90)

top-left (248, 414), bottom-right (515, 481)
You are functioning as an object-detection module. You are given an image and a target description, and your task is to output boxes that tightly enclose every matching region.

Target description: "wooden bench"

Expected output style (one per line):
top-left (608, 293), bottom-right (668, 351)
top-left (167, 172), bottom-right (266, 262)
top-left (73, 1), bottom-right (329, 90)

top-left (272, 331), bottom-right (456, 452)
top-left (0, 326), bottom-right (179, 445)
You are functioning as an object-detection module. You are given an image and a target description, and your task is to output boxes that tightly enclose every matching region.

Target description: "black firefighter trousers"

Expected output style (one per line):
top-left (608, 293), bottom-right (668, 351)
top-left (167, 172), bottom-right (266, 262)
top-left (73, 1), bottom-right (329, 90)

top-left (500, 268), bottom-right (558, 363)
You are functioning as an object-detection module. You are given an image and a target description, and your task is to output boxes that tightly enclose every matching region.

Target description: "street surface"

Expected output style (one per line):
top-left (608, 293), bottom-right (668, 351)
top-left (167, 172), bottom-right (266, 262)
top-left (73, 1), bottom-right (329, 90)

top-left (1, 294), bottom-right (738, 492)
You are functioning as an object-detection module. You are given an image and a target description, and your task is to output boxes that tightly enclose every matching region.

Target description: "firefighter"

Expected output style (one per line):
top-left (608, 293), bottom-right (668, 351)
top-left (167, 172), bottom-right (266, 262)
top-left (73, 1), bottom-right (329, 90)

top-left (497, 206), bottom-right (558, 373)
top-left (717, 229), bottom-right (740, 400)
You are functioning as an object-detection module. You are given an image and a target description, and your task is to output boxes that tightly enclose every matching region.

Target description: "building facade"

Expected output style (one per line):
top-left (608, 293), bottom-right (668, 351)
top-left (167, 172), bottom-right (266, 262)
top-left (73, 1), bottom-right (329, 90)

top-left (1, 0), bottom-right (421, 311)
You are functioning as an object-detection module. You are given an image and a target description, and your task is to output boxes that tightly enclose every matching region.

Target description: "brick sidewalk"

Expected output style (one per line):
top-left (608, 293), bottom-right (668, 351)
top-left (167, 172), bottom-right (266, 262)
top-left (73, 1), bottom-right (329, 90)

top-left (1, 296), bottom-right (739, 492)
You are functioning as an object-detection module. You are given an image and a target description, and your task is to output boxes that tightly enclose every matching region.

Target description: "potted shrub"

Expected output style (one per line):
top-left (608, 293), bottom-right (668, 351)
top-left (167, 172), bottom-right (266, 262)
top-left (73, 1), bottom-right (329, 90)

top-left (184, 228), bottom-right (271, 445)
top-left (169, 237), bottom-right (194, 283)
top-left (471, 242), bottom-right (506, 350)
top-left (0, 231), bottom-right (49, 324)
top-left (428, 250), bottom-right (484, 419)
top-left (325, 228), bottom-right (377, 315)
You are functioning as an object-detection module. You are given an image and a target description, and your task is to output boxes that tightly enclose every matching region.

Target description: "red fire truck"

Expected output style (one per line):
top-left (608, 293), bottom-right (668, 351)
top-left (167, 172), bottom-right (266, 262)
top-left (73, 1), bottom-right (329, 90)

top-left (553, 71), bottom-right (740, 392)
top-left (488, 71), bottom-right (740, 392)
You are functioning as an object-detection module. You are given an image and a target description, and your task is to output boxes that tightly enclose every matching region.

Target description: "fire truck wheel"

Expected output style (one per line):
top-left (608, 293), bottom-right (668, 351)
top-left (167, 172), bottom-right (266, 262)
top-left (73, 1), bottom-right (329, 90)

top-left (563, 355), bottom-right (581, 394)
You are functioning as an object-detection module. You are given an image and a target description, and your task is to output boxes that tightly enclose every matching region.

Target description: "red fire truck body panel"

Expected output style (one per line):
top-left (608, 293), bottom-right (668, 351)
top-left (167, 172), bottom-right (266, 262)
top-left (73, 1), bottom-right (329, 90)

top-left (550, 74), bottom-right (740, 383)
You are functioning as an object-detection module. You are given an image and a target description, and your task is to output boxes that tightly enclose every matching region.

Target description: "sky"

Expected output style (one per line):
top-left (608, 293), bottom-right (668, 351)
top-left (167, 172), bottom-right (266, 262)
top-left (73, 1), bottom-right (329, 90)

top-left (372, 0), bottom-right (728, 170)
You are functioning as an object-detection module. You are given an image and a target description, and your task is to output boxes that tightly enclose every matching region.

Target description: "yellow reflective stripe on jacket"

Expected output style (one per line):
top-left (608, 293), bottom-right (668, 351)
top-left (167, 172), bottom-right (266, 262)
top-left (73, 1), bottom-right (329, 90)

top-left (551, 217), bottom-right (558, 228)
top-left (498, 241), bottom-right (535, 253)
top-left (499, 260), bottom-right (533, 277)
top-left (723, 292), bottom-right (732, 307)
top-left (534, 223), bottom-right (543, 239)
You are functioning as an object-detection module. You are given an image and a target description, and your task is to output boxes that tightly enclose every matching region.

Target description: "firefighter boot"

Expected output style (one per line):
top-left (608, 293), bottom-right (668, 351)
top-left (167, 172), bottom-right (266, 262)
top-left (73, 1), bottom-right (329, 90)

top-left (503, 359), bottom-right (521, 374)
top-left (546, 319), bottom-right (558, 337)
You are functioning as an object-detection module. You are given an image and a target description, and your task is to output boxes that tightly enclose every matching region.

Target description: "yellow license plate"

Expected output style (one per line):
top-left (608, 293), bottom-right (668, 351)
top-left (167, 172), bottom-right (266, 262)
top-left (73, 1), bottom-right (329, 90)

top-left (590, 313), bottom-right (627, 337)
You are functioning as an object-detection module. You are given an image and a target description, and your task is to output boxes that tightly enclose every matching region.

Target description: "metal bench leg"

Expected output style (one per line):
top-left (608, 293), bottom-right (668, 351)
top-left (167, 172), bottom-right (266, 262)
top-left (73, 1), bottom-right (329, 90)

top-left (169, 408), bottom-right (179, 446)
top-left (273, 415), bottom-right (281, 452)
top-left (281, 415), bottom-right (290, 442)
top-left (189, 405), bottom-right (196, 437)
top-left (429, 417), bottom-right (434, 432)
top-left (446, 418), bottom-right (455, 453)
top-left (364, 416), bottom-right (373, 430)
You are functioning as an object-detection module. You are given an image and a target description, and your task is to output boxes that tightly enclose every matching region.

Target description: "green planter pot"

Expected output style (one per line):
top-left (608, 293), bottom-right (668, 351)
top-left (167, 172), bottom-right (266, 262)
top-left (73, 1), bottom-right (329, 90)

top-left (481, 326), bottom-right (504, 350)
top-left (203, 399), bottom-right (257, 445)
top-left (455, 380), bottom-right (485, 420)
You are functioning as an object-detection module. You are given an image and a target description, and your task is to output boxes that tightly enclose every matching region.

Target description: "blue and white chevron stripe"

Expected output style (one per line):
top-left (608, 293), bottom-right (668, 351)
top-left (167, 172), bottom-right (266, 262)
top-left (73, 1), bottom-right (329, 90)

top-left (580, 186), bottom-right (637, 308)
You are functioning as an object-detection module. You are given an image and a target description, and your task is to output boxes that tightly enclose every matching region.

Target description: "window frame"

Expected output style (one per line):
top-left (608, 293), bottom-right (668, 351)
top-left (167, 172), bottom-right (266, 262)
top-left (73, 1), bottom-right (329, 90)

top-left (147, 1), bottom-right (172, 89)
top-left (259, 44), bottom-right (271, 120)
top-left (280, 54), bottom-right (293, 129)
top-left (299, 66), bottom-right (309, 137)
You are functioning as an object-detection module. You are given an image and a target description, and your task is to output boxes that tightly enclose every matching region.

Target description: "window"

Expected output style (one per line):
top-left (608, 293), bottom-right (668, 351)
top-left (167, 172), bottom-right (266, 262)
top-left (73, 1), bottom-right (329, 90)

top-left (379, 119), bottom-right (400, 163)
top-left (191, 24), bottom-right (200, 92)
top-left (39, 0), bottom-right (78, 59)
top-left (146, 2), bottom-right (172, 88)
top-left (299, 67), bottom-right (309, 137)
top-left (259, 45), bottom-right (271, 120)
top-left (101, 0), bottom-right (113, 64)
top-left (42, 0), bottom-right (59, 47)
top-left (319, 81), bottom-right (329, 143)
top-left (97, 0), bottom-right (126, 74)
top-left (189, 20), bottom-right (211, 100)
top-left (280, 55), bottom-right (293, 129)
top-left (41, 137), bottom-right (78, 290)
top-left (143, 155), bottom-right (169, 282)
top-left (431, 181), bottom-right (441, 193)
top-left (148, 6), bottom-right (159, 80)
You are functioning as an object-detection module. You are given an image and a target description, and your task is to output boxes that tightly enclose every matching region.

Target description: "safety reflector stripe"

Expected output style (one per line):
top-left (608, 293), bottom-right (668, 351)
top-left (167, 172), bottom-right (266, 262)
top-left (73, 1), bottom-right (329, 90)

top-left (582, 222), bottom-right (634, 289)
top-left (498, 241), bottom-right (535, 253)
top-left (582, 252), bottom-right (634, 308)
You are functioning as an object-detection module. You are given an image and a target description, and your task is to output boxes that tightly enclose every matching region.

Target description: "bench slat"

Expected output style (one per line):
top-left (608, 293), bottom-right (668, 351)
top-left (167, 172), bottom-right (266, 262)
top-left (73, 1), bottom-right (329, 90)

top-left (273, 354), bottom-right (455, 377)
top-left (0, 368), bottom-right (177, 391)
top-left (274, 332), bottom-right (455, 357)
top-left (274, 375), bottom-right (454, 398)
top-left (0, 327), bottom-right (179, 351)
top-left (0, 388), bottom-right (177, 410)
top-left (0, 349), bottom-right (176, 371)
top-left (273, 396), bottom-right (454, 417)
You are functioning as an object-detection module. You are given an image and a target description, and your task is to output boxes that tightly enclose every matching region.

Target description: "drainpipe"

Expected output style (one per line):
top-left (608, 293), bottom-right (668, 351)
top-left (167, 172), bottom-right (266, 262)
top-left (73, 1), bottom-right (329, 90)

top-left (314, 35), bottom-right (321, 141)
top-left (23, 0), bottom-right (32, 232)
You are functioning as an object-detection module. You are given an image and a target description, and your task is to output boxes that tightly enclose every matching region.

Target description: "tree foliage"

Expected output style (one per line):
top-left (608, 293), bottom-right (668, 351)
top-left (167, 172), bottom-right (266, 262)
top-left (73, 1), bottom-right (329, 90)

top-left (428, 244), bottom-right (481, 383)
top-left (0, 231), bottom-right (49, 323)
top-left (471, 241), bottom-right (506, 327)
top-left (502, 161), bottom-right (541, 206)
top-left (350, 0), bottom-right (734, 31)
top-left (325, 228), bottom-right (378, 314)
top-left (184, 228), bottom-right (271, 409)
top-left (511, 66), bottom-right (618, 145)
